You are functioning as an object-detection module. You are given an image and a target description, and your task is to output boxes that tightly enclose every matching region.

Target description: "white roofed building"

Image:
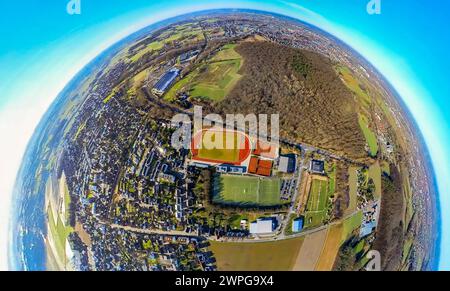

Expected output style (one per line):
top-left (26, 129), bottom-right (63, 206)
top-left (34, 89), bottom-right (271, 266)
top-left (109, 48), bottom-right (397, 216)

top-left (249, 218), bottom-right (276, 234)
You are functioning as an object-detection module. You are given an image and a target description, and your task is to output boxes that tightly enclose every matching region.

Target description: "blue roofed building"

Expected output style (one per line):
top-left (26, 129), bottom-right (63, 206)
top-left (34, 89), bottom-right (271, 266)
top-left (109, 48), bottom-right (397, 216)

top-left (360, 220), bottom-right (377, 238)
top-left (292, 217), bottom-right (304, 233)
top-left (152, 68), bottom-right (180, 96)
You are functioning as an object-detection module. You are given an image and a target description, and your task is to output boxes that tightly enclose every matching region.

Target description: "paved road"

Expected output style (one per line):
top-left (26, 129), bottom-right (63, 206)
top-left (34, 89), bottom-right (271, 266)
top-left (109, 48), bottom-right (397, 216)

top-left (229, 209), bottom-right (361, 244)
top-left (99, 206), bottom-right (361, 244)
top-left (279, 149), bottom-right (306, 238)
top-left (99, 220), bottom-right (199, 238)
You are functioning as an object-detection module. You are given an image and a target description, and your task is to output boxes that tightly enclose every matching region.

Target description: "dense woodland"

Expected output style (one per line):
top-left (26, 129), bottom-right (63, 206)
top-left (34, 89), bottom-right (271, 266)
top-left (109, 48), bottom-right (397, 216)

top-left (211, 41), bottom-right (367, 159)
top-left (372, 165), bottom-right (405, 270)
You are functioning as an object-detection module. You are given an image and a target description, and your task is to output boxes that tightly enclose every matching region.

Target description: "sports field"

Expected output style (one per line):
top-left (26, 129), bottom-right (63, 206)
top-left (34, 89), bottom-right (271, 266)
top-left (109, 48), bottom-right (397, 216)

top-left (304, 177), bottom-right (330, 227)
top-left (191, 129), bottom-right (250, 165)
top-left (213, 175), bottom-right (282, 206)
top-left (307, 179), bottom-right (328, 211)
top-left (345, 166), bottom-right (359, 216)
top-left (167, 43), bottom-right (243, 101)
top-left (198, 131), bottom-right (240, 161)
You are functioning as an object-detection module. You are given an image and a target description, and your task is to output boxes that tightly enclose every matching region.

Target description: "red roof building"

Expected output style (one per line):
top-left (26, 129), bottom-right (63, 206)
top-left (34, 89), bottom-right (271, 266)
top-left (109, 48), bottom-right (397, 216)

top-left (256, 167), bottom-right (271, 177)
top-left (258, 159), bottom-right (273, 169)
top-left (248, 157), bottom-right (259, 174)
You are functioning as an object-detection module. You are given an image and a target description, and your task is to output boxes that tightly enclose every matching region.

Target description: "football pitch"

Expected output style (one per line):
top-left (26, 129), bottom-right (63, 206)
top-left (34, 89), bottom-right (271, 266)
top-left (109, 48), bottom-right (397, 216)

top-left (197, 131), bottom-right (241, 162)
top-left (305, 178), bottom-right (330, 227)
top-left (192, 130), bottom-right (250, 165)
top-left (198, 147), bottom-right (239, 162)
top-left (213, 175), bottom-right (282, 206)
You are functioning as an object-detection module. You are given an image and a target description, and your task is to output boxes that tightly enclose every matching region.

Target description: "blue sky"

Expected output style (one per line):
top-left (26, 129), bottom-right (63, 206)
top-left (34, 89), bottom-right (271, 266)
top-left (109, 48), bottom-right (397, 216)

top-left (0, 0), bottom-right (449, 270)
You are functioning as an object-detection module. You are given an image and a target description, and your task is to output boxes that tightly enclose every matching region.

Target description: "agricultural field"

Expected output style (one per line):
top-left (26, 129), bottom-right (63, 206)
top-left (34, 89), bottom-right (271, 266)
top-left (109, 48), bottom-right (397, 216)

top-left (209, 237), bottom-right (304, 271)
top-left (304, 177), bottom-right (330, 228)
top-left (316, 224), bottom-right (344, 270)
top-left (129, 25), bottom-right (204, 62)
top-left (402, 166), bottom-right (414, 231)
top-left (45, 176), bottom-right (74, 270)
top-left (47, 204), bottom-right (73, 266)
top-left (292, 228), bottom-right (328, 270)
top-left (213, 175), bottom-right (282, 207)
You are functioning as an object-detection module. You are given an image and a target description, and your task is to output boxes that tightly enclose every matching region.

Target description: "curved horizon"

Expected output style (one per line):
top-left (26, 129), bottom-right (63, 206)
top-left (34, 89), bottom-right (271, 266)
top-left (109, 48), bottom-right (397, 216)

top-left (1, 0), bottom-right (448, 270)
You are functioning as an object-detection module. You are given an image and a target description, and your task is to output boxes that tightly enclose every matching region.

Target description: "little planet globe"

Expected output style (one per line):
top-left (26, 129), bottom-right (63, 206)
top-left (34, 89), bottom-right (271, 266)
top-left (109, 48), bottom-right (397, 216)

top-left (9, 9), bottom-right (439, 271)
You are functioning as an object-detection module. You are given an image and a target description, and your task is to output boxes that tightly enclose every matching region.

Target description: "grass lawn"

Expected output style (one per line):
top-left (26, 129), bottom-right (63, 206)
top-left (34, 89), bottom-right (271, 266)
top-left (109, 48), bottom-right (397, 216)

top-left (227, 213), bottom-right (260, 229)
top-left (304, 178), bottom-right (329, 228)
top-left (190, 59), bottom-right (242, 101)
top-left (198, 147), bottom-right (239, 163)
top-left (167, 43), bottom-right (243, 102)
top-left (358, 114), bottom-right (379, 157)
top-left (47, 205), bottom-right (73, 261)
top-left (346, 167), bottom-right (359, 215)
top-left (307, 179), bottom-right (328, 211)
top-left (209, 237), bottom-right (304, 271)
top-left (212, 44), bottom-right (241, 61)
top-left (197, 131), bottom-right (240, 162)
top-left (164, 70), bottom-right (197, 101)
top-left (130, 41), bottom-right (164, 62)
top-left (213, 175), bottom-right (282, 206)
top-left (381, 161), bottom-right (391, 176)
top-left (368, 162), bottom-right (382, 199)
top-left (341, 210), bottom-right (363, 242)
top-left (402, 168), bottom-right (414, 231)
top-left (304, 212), bottom-right (326, 228)
top-left (335, 65), bottom-right (371, 108)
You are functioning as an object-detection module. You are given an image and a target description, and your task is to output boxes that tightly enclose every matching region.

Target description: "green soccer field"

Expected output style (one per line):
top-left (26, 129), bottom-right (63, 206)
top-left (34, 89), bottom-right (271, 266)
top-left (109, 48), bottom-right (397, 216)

top-left (213, 175), bottom-right (282, 206)
top-left (197, 131), bottom-right (240, 163)
top-left (304, 178), bottom-right (330, 228)
top-left (307, 179), bottom-right (328, 211)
